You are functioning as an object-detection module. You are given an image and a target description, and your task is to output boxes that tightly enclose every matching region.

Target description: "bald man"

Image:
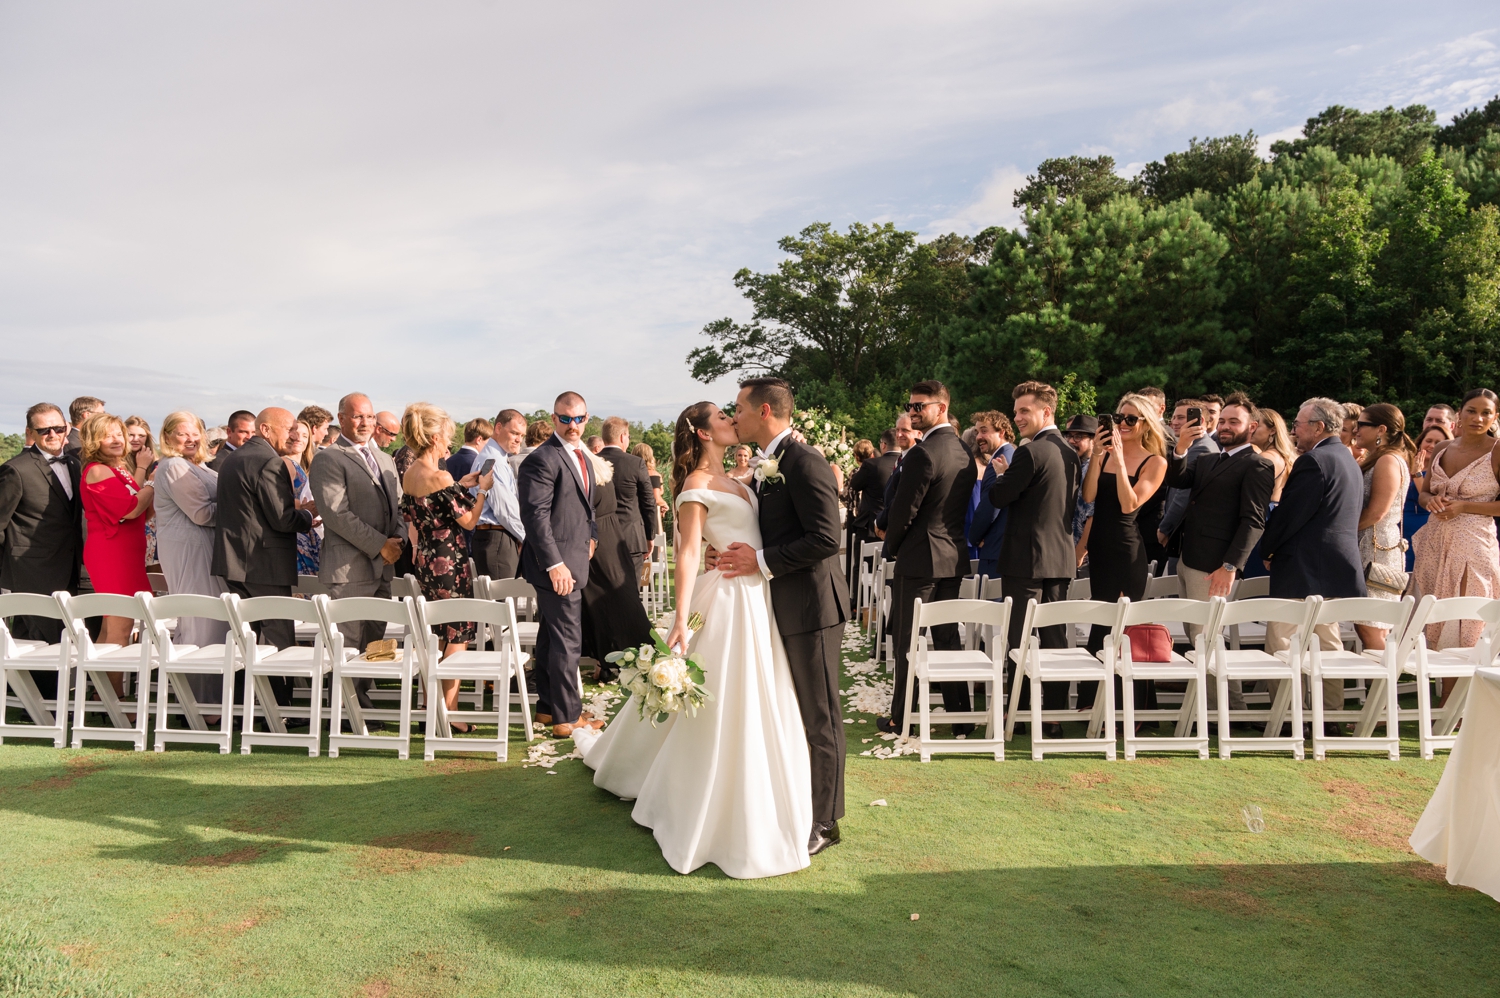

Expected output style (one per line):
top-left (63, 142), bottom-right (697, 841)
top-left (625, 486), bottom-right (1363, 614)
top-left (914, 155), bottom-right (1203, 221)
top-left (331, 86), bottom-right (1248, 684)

top-left (212, 406), bottom-right (317, 707)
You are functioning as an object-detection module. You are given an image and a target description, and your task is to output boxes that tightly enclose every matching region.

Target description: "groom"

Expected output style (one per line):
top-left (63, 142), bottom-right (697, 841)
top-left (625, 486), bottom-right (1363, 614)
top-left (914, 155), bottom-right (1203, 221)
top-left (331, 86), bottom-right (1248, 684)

top-left (719, 377), bottom-right (849, 856)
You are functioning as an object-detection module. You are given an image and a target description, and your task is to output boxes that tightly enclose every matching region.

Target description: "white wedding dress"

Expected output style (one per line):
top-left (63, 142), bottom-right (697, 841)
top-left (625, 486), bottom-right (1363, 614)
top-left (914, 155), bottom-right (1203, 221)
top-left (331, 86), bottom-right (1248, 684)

top-left (572, 486), bottom-right (813, 879)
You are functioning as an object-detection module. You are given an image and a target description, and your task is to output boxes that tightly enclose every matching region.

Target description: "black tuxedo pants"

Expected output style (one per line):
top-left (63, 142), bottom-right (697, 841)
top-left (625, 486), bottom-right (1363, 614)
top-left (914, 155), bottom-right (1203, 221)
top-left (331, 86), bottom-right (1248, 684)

top-left (782, 622), bottom-right (846, 823)
top-left (890, 574), bottom-right (972, 729)
top-left (225, 580), bottom-right (294, 706)
top-left (533, 585), bottom-right (583, 724)
top-left (1001, 576), bottom-right (1071, 712)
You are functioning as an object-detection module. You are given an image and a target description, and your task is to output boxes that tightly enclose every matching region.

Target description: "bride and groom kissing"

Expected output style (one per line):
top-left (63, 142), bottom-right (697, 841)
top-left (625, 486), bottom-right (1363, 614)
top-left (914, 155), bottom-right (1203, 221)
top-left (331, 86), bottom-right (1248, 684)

top-left (572, 377), bottom-right (849, 879)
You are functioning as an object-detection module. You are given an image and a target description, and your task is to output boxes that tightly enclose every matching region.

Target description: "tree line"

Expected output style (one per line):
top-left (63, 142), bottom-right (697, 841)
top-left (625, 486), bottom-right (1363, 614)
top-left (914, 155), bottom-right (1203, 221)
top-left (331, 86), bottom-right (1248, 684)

top-left (688, 98), bottom-right (1500, 441)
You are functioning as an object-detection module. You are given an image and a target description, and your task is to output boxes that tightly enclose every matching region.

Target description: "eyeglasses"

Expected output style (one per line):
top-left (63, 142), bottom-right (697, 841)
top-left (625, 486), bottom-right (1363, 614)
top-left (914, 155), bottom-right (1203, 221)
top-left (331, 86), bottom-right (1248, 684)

top-left (1108, 414), bottom-right (1141, 427)
top-left (31, 426), bottom-right (67, 436)
top-left (554, 413), bottom-right (588, 425)
top-left (1355, 420), bottom-right (1378, 429)
top-left (905, 400), bottom-right (939, 413)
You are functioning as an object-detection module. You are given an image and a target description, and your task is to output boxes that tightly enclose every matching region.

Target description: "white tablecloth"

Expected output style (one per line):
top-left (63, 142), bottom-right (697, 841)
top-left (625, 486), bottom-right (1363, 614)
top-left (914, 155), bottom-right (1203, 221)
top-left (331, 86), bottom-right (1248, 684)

top-left (1411, 666), bottom-right (1500, 901)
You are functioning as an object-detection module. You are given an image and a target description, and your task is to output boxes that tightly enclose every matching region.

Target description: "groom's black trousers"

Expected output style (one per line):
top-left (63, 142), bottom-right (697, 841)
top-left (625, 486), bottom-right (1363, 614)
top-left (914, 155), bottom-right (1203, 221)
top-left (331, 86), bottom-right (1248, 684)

top-left (782, 622), bottom-right (846, 823)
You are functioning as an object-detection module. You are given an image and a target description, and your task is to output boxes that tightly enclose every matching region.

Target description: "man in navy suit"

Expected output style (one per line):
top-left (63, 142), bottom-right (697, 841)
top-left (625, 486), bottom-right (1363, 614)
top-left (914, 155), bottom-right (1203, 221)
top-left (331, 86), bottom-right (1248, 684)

top-left (518, 391), bottom-right (599, 737)
top-left (1259, 396), bottom-right (1365, 716)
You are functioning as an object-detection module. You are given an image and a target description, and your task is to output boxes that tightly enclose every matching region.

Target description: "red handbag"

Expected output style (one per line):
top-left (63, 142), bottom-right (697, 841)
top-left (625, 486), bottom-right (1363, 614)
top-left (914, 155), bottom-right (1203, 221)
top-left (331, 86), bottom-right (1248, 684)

top-left (1124, 623), bottom-right (1173, 662)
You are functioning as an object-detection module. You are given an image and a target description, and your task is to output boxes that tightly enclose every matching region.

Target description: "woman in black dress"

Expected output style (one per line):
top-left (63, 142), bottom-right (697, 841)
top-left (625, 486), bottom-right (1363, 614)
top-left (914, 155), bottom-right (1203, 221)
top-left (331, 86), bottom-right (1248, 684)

top-left (1077, 394), bottom-right (1168, 709)
top-left (400, 403), bottom-right (493, 732)
top-left (582, 447), bottom-right (654, 677)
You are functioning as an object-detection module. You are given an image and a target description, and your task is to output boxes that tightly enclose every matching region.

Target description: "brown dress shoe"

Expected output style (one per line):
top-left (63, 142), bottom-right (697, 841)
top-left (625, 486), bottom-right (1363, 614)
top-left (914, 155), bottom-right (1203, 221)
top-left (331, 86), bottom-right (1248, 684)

top-left (536, 713), bottom-right (553, 725)
top-left (552, 722), bottom-right (577, 738)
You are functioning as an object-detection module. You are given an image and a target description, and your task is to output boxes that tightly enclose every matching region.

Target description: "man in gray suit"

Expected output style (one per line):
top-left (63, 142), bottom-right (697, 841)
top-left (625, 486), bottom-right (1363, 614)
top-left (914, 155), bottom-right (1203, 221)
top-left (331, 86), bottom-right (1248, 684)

top-left (310, 393), bottom-right (404, 715)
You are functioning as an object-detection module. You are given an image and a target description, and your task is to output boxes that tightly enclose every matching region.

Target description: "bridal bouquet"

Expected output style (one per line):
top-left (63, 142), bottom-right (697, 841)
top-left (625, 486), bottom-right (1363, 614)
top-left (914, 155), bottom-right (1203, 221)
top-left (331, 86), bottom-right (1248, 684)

top-left (605, 631), bottom-right (711, 726)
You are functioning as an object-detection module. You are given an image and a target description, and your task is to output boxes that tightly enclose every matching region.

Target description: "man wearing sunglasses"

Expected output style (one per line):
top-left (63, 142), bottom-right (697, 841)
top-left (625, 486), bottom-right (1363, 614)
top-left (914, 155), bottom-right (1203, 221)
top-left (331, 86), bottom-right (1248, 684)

top-left (517, 391), bottom-right (600, 737)
top-left (0, 403), bottom-right (85, 669)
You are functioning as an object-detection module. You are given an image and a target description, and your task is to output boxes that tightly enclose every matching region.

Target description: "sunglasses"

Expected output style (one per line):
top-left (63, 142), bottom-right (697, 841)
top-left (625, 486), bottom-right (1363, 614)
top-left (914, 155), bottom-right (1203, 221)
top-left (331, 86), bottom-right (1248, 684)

top-left (554, 413), bottom-right (588, 425)
top-left (1104, 414), bottom-right (1141, 427)
top-left (904, 400), bottom-right (939, 413)
top-left (32, 425), bottom-right (68, 436)
top-left (1355, 420), bottom-right (1379, 429)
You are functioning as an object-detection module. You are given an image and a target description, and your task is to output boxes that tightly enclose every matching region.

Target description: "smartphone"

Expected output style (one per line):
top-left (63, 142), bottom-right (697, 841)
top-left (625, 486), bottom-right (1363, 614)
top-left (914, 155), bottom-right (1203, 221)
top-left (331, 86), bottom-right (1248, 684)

top-left (1187, 407), bottom-right (1203, 426)
top-left (478, 458), bottom-right (496, 476)
top-left (1096, 413), bottom-right (1112, 433)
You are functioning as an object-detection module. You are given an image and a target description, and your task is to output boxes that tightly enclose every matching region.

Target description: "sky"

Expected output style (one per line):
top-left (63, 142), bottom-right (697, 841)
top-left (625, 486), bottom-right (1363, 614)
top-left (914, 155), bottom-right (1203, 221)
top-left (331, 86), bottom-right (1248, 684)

top-left (1, 1), bottom-right (1497, 433)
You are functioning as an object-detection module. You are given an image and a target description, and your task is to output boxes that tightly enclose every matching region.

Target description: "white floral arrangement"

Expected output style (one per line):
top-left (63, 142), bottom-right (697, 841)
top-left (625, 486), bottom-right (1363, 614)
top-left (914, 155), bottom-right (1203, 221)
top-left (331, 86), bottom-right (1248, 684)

top-left (605, 632), bottom-right (711, 727)
top-left (791, 408), bottom-right (855, 475)
top-left (752, 454), bottom-right (783, 485)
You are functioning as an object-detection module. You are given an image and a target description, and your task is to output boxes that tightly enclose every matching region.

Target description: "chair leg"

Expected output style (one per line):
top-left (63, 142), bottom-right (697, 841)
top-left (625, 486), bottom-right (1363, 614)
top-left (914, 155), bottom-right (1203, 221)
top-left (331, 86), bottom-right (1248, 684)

top-left (1289, 671), bottom-right (1305, 761)
top-left (1386, 670), bottom-right (1400, 760)
top-left (917, 676), bottom-right (931, 763)
top-left (398, 664), bottom-right (412, 761)
top-left (1030, 670), bottom-right (1043, 761)
top-left (1004, 664), bottom-right (1023, 742)
top-left (70, 663), bottom-right (89, 749)
top-left (1310, 672), bottom-right (1325, 761)
top-left (1103, 666), bottom-right (1116, 761)
top-left (1121, 672), bottom-right (1136, 761)
top-left (154, 666), bottom-right (170, 751)
top-left (425, 673), bottom-right (439, 762)
top-left (1416, 669), bottom-right (1435, 760)
top-left (1217, 673), bottom-right (1232, 760)
top-left (1194, 671), bottom-right (1209, 759)
top-left (327, 667), bottom-right (344, 758)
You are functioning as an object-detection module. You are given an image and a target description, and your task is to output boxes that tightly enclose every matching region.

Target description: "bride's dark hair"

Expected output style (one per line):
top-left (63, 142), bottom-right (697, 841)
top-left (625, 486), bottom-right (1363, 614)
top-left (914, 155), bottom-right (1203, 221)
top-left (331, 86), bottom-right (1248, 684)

top-left (672, 402), bottom-right (717, 500)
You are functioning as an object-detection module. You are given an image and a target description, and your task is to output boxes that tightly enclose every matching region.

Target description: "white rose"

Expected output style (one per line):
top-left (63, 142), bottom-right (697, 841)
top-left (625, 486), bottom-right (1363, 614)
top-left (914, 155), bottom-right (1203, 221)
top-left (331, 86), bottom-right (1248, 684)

top-left (755, 456), bottom-right (782, 482)
top-left (649, 660), bottom-right (679, 692)
top-left (638, 644), bottom-right (655, 663)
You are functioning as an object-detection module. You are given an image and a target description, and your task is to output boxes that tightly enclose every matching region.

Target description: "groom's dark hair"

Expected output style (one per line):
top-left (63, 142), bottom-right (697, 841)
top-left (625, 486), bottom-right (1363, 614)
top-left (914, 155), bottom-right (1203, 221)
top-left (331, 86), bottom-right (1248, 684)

top-left (739, 377), bottom-right (794, 420)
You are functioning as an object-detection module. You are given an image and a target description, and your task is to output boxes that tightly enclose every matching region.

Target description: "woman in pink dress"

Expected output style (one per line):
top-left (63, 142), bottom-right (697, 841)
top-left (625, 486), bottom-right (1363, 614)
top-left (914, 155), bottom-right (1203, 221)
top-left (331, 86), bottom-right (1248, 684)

top-left (1413, 388), bottom-right (1500, 650)
top-left (78, 413), bottom-right (155, 669)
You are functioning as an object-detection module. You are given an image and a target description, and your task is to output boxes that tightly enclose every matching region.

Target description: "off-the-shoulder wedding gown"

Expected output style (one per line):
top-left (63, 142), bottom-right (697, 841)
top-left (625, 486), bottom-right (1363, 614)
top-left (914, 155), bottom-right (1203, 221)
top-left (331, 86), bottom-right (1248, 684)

top-left (572, 485), bottom-right (813, 878)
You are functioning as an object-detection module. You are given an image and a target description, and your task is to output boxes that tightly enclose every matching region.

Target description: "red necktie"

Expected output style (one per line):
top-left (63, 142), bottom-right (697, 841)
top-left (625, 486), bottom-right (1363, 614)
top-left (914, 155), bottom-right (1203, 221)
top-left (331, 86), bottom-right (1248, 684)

top-left (575, 449), bottom-right (590, 491)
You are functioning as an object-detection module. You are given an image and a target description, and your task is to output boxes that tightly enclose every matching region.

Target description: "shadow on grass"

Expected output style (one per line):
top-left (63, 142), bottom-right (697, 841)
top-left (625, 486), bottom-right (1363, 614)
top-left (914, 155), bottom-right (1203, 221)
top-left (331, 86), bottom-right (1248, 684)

top-left (464, 863), bottom-right (1500, 995)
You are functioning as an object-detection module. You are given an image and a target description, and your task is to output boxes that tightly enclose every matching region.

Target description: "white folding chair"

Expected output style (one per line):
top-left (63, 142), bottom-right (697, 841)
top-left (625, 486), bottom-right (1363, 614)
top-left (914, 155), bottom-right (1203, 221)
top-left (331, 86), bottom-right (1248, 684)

top-left (1110, 598), bottom-right (1221, 759)
top-left (857, 540), bottom-right (883, 624)
top-left (140, 593), bottom-right (240, 753)
top-left (228, 594), bottom-right (338, 756)
top-left (1006, 598), bottom-right (1125, 760)
top-left (1384, 596), bottom-right (1500, 759)
top-left (320, 595), bottom-right (420, 759)
top-left (1304, 596), bottom-right (1412, 760)
top-left (1066, 578), bottom-right (1092, 600)
top-left (412, 595), bottom-right (534, 760)
top-left (59, 592), bottom-right (153, 750)
top-left (146, 572), bottom-right (170, 596)
top-left (900, 597), bottom-right (1010, 761)
top-left (0, 593), bottom-right (74, 747)
top-left (875, 560), bottom-right (896, 666)
top-left (481, 577), bottom-right (540, 656)
top-left (1226, 575), bottom-right (1270, 652)
top-left (1200, 598), bottom-right (1315, 759)
top-left (1142, 575), bottom-right (1181, 600)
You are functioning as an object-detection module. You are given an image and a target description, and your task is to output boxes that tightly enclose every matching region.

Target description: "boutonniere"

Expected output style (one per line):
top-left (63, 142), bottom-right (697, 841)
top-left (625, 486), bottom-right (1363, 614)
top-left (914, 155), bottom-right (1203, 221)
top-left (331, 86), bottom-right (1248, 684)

top-left (752, 455), bottom-right (784, 485)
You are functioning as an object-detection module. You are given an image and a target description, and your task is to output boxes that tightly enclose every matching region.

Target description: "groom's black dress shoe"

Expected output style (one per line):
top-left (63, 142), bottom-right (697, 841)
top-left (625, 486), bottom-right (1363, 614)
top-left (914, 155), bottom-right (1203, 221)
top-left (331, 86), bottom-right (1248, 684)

top-left (809, 821), bottom-right (840, 856)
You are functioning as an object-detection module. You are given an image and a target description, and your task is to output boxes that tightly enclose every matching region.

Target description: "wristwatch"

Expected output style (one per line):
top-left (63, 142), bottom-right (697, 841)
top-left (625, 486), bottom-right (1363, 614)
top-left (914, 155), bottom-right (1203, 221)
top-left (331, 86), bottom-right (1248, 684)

top-left (1221, 563), bottom-right (1237, 574)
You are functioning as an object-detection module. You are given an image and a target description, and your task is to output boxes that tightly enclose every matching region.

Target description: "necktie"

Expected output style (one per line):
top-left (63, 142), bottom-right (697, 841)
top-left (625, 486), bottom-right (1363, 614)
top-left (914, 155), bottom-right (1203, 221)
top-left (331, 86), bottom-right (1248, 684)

top-left (360, 444), bottom-right (380, 480)
top-left (575, 448), bottom-right (590, 492)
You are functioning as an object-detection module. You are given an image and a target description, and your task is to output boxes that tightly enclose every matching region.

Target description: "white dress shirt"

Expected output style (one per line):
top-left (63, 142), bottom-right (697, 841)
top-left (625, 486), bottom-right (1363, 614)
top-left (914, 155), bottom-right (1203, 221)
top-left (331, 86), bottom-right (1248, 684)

top-left (472, 438), bottom-right (525, 540)
top-left (548, 434), bottom-right (591, 572)
top-left (36, 446), bottom-right (73, 499)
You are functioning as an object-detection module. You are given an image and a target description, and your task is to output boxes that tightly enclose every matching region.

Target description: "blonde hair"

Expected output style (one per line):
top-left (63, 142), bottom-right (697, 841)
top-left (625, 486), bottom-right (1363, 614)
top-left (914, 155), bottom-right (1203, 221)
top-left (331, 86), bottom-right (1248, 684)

top-left (158, 411), bottom-right (209, 464)
top-left (1256, 408), bottom-right (1296, 490)
top-left (124, 415), bottom-right (156, 458)
top-left (296, 419), bottom-right (317, 472)
top-left (1117, 394), bottom-right (1167, 457)
top-left (78, 412), bottom-right (126, 469)
top-left (401, 402), bottom-right (452, 457)
top-left (630, 442), bottom-right (656, 472)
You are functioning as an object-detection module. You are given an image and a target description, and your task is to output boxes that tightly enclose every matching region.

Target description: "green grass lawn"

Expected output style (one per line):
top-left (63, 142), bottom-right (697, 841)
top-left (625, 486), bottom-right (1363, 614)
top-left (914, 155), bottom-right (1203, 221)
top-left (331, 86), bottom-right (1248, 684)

top-left (2, 627), bottom-right (1498, 997)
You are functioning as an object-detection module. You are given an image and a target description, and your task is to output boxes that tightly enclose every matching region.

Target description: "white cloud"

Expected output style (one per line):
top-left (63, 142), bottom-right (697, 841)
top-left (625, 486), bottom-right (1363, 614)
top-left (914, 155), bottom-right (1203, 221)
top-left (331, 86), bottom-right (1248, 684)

top-left (924, 167), bottom-right (1028, 236)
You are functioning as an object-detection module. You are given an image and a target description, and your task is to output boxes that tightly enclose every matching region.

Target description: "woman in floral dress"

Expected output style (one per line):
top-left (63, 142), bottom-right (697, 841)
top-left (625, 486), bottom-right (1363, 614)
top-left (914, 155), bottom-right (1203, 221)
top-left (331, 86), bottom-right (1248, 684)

top-left (399, 402), bottom-right (494, 732)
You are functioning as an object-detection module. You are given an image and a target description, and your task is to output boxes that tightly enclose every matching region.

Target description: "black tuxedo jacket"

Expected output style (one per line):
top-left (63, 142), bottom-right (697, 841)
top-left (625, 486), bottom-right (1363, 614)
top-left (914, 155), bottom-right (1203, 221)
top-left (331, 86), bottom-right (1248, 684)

top-left (517, 435), bottom-right (599, 587)
top-left (1164, 446), bottom-right (1276, 573)
top-left (987, 427), bottom-right (1079, 580)
top-left (598, 446), bottom-right (656, 557)
top-left (211, 436), bottom-right (314, 587)
top-left (1259, 436), bottom-right (1366, 599)
top-left (882, 425), bottom-right (975, 578)
top-left (757, 437), bottom-right (849, 636)
top-left (0, 446), bottom-right (83, 594)
top-left (849, 451), bottom-right (898, 533)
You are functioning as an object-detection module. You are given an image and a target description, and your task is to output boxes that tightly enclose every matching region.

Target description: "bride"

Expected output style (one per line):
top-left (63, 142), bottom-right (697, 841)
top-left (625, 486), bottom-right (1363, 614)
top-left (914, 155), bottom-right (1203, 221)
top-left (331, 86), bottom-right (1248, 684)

top-left (571, 401), bottom-right (813, 878)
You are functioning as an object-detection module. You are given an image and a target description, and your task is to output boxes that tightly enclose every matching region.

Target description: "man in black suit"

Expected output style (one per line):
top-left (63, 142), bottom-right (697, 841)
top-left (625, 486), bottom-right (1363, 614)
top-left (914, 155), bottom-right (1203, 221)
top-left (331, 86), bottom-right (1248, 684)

top-left (62, 397), bottom-right (105, 458)
top-left (596, 417), bottom-right (657, 581)
top-left (719, 377), bottom-right (849, 856)
top-left (876, 380), bottom-right (976, 736)
top-left (986, 380), bottom-right (1080, 720)
top-left (518, 391), bottom-right (599, 737)
top-left (208, 411), bottom-right (257, 472)
top-left (212, 407), bottom-right (317, 706)
top-left (1165, 392), bottom-right (1276, 709)
top-left (850, 429), bottom-right (899, 541)
top-left (873, 413), bottom-right (921, 535)
top-left (0, 403), bottom-right (83, 693)
top-left (1260, 396), bottom-right (1366, 714)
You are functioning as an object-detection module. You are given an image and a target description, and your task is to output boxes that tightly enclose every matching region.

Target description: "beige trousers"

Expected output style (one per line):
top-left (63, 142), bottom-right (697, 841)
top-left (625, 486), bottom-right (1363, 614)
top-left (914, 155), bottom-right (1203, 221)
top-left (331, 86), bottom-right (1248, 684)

top-left (1264, 619), bottom-right (1347, 711)
top-left (1178, 563), bottom-right (1245, 710)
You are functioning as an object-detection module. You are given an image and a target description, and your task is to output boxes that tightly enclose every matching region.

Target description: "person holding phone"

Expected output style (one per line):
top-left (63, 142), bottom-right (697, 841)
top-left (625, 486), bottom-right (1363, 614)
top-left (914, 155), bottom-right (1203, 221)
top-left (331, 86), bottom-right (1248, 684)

top-left (1157, 397), bottom-right (1220, 569)
top-left (471, 409), bottom-right (529, 581)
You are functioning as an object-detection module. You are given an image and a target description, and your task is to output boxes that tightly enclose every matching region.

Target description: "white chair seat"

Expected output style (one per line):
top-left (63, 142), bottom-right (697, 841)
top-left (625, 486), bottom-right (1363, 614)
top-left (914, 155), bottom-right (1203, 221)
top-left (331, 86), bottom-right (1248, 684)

top-left (6, 643), bottom-right (70, 664)
top-left (1307, 650), bottom-right (1392, 678)
top-left (1115, 652), bottom-right (1198, 680)
top-left (434, 649), bottom-right (532, 678)
top-left (8, 640), bottom-right (46, 655)
top-left (83, 645), bottom-right (152, 667)
top-left (1373, 646), bottom-right (1476, 677)
top-left (916, 649), bottom-right (995, 681)
top-left (1010, 647), bottom-right (1110, 680)
top-left (251, 644), bottom-right (342, 676)
top-left (160, 644), bottom-right (236, 671)
top-left (1209, 649), bottom-right (1298, 680)
top-left (515, 622), bottom-right (539, 645)
top-left (343, 656), bottom-right (409, 679)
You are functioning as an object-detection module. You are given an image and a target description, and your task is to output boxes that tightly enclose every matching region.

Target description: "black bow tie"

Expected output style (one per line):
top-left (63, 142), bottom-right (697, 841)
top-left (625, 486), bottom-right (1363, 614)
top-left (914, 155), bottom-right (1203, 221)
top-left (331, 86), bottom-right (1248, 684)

top-left (47, 456), bottom-right (68, 465)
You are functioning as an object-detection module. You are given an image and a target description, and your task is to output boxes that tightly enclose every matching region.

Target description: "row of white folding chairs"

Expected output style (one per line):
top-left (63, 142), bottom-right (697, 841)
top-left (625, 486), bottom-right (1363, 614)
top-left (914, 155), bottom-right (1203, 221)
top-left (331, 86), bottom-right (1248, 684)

top-left (0, 589), bottom-right (533, 760)
top-left (898, 592), bottom-right (1430, 763)
top-left (641, 534), bottom-right (672, 618)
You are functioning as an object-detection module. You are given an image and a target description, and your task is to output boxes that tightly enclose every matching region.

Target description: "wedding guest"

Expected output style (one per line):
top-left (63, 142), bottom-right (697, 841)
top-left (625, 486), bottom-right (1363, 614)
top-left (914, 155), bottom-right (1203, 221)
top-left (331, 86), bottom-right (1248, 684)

top-left (1241, 406), bottom-right (1297, 578)
top-left (1351, 404), bottom-right (1414, 652)
top-left (283, 419), bottom-right (322, 576)
top-left (1413, 388), bottom-right (1500, 649)
top-left (966, 411), bottom-right (1017, 580)
top-left (1424, 404), bottom-right (1458, 437)
top-left (0, 404), bottom-right (83, 663)
top-left (79, 413), bottom-right (155, 701)
top-left (153, 411), bottom-right (229, 709)
top-left (597, 417), bottom-right (656, 582)
top-left (213, 407), bottom-right (315, 708)
top-left (1137, 386), bottom-right (1168, 421)
top-left (727, 444), bottom-right (754, 484)
top-left (297, 405), bottom-right (334, 449)
top-left (515, 419), bottom-right (551, 475)
top-left (586, 435), bottom-right (604, 455)
top-left (1341, 402), bottom-right (1366, 462)
top-left (400, 402), bottom-right (491, 731)
top-left (124, 415), bottom-right (158, 567)
top-left (1404, 425), bottom-right (1452, 571)
top-left (629, 442), bottom-right (667, 532)
top-left (206, 425), bottom-right (228, 459)
top-left (448, 418), bottom-right (491, 481)
top-left (373, 411), bottom-right (400, 452)
top-left (472, 409), bottom-right (528, 581)
top-left (208, 410), bottom-right (256, 471)
top-left (1158, 397), bottom-right (1219, 566)
top-left (1078, 396), bottom-right (1167, 697)
top-left (65, 396), bottom-right (105, 456)
top-left (581, 433), bottom-right (653, 672)
top-left (1260, 397), bottom-right (1366, 720)
top-left (874, 413), bottom-right (921, 535)
top-left (1064, 414), bottom-right (1097, 566)
top-left (848, 431), bottom-right (897, 549)
top-left (311, 394), bottom-right (404, 719)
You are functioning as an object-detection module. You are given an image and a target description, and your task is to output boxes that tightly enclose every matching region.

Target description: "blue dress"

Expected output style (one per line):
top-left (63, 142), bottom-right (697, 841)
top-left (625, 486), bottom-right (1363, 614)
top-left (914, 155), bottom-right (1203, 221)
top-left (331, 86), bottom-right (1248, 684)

top-left (291, 462), bottom-right (321, 576)
top-left (1402, 476), bottom-right (1429, 573)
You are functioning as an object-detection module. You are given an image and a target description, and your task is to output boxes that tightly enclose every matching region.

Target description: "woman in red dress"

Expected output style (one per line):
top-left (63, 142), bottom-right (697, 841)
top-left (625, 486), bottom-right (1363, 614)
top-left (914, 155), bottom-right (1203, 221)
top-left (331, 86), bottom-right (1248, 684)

top-left (78, 413), bottom-right (155, 673)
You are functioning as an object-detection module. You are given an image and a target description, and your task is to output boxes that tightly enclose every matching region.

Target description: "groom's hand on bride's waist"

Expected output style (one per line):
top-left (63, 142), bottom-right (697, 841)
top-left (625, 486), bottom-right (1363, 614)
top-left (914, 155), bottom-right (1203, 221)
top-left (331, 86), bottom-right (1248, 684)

top-left (703, 545), bottom-right (720, 570)
top-left (717, 541), bottom-right (762, 579)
